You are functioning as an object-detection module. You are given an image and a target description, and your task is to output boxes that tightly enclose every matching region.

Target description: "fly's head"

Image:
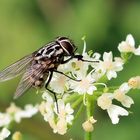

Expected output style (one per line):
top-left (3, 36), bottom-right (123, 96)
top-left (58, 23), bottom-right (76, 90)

top-left (56, 37), bottom-right (77, 57)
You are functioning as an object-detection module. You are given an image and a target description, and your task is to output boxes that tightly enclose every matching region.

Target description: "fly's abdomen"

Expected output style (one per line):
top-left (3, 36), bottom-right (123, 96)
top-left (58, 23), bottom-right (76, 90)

top-left (30, 72), bottom-right (49, 88)
top-left (28, 62), bottom-right (49, 88)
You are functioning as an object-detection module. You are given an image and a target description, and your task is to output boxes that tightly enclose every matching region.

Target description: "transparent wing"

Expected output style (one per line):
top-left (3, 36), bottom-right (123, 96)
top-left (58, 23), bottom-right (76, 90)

top-left (14, 65), bottom-right (45, 99)
top-left (13, 70), bottom-right (33, 99)
top-left (0, 54), bottom-right (33, 82)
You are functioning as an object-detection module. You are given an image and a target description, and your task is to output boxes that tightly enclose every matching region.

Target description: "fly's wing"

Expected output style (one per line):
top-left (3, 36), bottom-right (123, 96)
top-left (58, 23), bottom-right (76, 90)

top-left (13, 70), bottom-right (32, 99)
top-left (13, 65), bottom-right (45, 99)
top-left (0, 54), bottom-right (33, 82)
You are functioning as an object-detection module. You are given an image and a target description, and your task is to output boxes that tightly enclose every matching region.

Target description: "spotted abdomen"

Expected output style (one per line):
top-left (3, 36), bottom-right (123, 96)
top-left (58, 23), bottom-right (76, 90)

top-left (28, 61), bottom-right (49, 88)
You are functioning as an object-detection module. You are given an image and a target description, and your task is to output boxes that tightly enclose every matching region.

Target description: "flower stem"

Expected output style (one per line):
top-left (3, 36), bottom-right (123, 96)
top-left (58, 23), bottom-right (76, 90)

top-left (65, 93), bottom-right (80, 103)
top-left (74, 103), bottom-right (84, 121)
top-left (68, 103), bottom-right (84, 131)
top-left (85, 132), bottom-right (92, 140)
top-left (71, 96), bottom-right (83, 109)
top-left (84, 96), bottom-right (93, 140)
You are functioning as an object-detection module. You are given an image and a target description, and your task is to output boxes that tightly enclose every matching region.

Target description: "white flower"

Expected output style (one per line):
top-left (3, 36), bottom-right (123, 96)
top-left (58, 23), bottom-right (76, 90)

top-left (114, 83), bottom-right (134, 108)
top-left (70, 58), bottom-right (89, 76)
top-left (40, 92), bottom-right (54, 122)
top-left (14, 104), bottom-right (38, 123)
top-left (40, 93), bottom-right (55, 124)
top-left (135, 45), bottom-right (140, 55)
top-left (5, 103), bottom-right (38, 123)
top-left (39, 93), bottom-right (74, 135)
top-left (0, 113), bottom-right (11, 127)
top-left (96, 52), bottom-right (124, 80)
top-left (97, 93), bottom-right (129, 124)
top-left (0, 128), bottom-right (10, 140)
top-left (128, 76), bottom-right (140, 89)
top-left (6, 103), bottom-right (21, 115)
top-left (91, 71), bottom-right (103, 82)
top-left (118, 34), bottom-right (140, 55)
top-left (82, 116), bottom-right (97, 132)
top-left (42, 91), bottom-right (54, 103)
top-left (69, 72), bottom-right (97, 95)
top-left (62, 54), bottom-right (89, 77)
top-left (54, 99), bottom-right (74, 125)
top-left (107, 105), bottom-right (128, 124)
top-left (54, 100), bottom-right (74, 135)
top-left (92, 53), bottom-right (101, 60)
top-left (49, 73), bottom-right (69, 94)
top-left (97, 93), bottom-right (113, 110)
top-left (56, 118), bottom-right (67, 135)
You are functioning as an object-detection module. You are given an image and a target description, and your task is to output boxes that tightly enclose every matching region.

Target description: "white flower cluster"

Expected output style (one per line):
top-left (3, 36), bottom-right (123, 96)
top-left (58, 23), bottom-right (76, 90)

top-left (39, 92), bottom-right (74, 135)
top-left (0, 103), bottom-right (38, 140)
top-left (97, 83), bottom-right (134, 124)
top-left (6, 103), bottom-right (38, 123)
top-left (38, 34), bottom-right (140, 134)
top-left (49, 39), bottom-right (124, 97)
top-left (97, 75), bottom-right (140, 124)
top-left (1, 34), bottom-right (140, 138)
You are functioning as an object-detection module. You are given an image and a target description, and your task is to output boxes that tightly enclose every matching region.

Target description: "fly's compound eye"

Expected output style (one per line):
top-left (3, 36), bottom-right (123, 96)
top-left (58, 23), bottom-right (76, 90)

top-left (60, 41), bottom-right (74, 55)
top-left (57, 37), bottom-right (75, 55)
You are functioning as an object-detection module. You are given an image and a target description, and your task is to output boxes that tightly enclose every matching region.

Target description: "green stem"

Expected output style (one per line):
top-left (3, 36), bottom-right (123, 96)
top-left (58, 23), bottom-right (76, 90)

top-left (71, 96), bottom-right (83, 108)
top-left (68, 103), bottom-right (84, 131)
top-left (65, 93), bottom-right (80, 103)
top-left (74, 103), bottom-right (84, 120)
top-left (84, 96), bottom-right (93, 140)
top-left (85, 132), bottom-right (92, 140)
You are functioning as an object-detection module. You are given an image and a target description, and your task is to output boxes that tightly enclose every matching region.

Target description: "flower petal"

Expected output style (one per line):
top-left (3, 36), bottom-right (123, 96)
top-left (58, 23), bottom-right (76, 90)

top-left (0, 128), bottom-right (11, 139)
top-left (0, 113), bottom-right (11, 127)
top-left (65, 103), bottom-right (74, 114)
top-left (103, 52), bottom-right (113, 62)
top-left (97, 93), bottom-right (113, 110)
top-left (107, 70), bottom-right (117, 80)
top-left (119, 82), bottom-right (131, 94)
top-left (126, 34), bottom-right (135, 47)
top-left (134, 45), bottom-right (140, 55)
top-left (107, 104), bottom-right (129, 124)
top-left (121, 95), bottom-right (134, 108)
top-left (87, 86), bottom-right (97, 95)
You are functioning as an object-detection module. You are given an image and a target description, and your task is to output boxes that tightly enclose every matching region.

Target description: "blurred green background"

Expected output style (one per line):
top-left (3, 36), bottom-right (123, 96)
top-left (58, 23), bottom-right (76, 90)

top-left (0, 0), bottom-right (140, 140)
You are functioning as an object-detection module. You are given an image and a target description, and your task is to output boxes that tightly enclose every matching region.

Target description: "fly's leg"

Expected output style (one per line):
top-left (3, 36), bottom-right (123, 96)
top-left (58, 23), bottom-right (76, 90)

top-left (73, 54), bottom-right (99, 62)
top-left (46, 87), bottom-right (59, 113)
top-left (45, 71), bottom-right (53, 88)
top-left (61, 57), bottom-right (73, 64)
top-left (53, 70), bottom-right (81, 82)
top-left (61, 55), bottom-right (98, 64)
top-left (45, 71), bottom-right (59, 113)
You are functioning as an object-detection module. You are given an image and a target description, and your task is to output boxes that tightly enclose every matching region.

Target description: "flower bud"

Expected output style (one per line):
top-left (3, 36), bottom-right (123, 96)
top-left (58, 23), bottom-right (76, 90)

top-left (12, 131), bottom-right (22, 140)
top-left (128, 76), bottom-right (140, 89)
top-left (82, 117), bottom-right (97, 132)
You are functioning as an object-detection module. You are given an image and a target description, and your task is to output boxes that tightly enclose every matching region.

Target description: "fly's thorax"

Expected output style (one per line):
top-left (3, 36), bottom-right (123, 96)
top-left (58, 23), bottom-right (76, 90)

top-left (34, 42), bottom-right (65, 60)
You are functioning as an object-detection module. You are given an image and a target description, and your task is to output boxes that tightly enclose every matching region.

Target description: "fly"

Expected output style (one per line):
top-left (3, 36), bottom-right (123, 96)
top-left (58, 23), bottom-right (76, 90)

top-left (0, 37), bottom-right (94, 106)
